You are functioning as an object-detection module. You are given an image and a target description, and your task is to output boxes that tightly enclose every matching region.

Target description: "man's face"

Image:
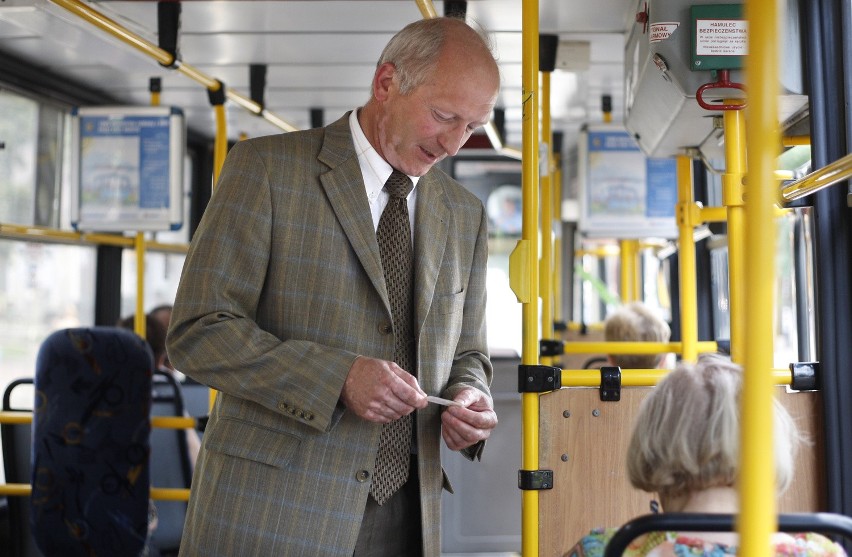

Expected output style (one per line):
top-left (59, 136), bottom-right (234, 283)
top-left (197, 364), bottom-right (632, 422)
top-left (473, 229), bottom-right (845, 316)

top-left (373, 52), bottom-right (498, 177)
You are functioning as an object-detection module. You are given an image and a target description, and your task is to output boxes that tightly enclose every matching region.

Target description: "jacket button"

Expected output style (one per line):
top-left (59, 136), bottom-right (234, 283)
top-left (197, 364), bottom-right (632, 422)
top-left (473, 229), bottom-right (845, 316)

top-left (356, 470), bottom-right (370, 482)
top-left (304, 412), bottom-right (314, 421)
top-left (277, 402), bottom-right (288, 411)
top-left (379, 323), bottom-right (392, 334)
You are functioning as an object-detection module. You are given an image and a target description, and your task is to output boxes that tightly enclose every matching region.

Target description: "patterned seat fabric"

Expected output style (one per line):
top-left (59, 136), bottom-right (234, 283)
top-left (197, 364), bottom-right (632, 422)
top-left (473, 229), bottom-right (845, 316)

top-left (31, 327), bottom-right (153, 557)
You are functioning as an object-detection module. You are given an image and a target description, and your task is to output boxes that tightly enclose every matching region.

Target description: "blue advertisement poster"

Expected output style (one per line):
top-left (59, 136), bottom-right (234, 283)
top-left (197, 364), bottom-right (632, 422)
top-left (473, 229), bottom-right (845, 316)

top-left (580, 128), bottom-right (678, 238)
top-left (71, 106), bottom-right (184, 232)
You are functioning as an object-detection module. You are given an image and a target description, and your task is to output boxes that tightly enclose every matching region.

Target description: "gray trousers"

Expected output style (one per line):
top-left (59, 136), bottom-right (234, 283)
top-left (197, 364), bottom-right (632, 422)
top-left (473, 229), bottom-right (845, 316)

top-left (353, 456), bottom-right (423, 557)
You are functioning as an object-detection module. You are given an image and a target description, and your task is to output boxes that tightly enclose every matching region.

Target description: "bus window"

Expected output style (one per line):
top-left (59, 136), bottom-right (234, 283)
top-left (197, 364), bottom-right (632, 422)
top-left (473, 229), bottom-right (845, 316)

top-left (709, 208), bottom-right (813, 368)
top-left (0, 240), bottom-right (97, 385)
top-left (120, 249), bottom-right (185, 318)
top-left (0, 89), bottom-right (67, 229)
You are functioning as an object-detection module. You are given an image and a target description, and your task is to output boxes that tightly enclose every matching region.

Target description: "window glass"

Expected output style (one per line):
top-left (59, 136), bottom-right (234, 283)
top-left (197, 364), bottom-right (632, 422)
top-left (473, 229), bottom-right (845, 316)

top-left (710, 243), bottom-right (731, 343)
top-left (120, 249), bottom-right (186, 319)
top-left (573, 245), bottom-right (620, 325)
top-left (453, 158), bottom-right (523, 357)
top-left (774, 210), bottom-right (801, 368)
top-left (709, 212), bottom-right (805, 368)
top-left (0, 90), bottom-right (38, 225)
top-left (0, 240), bottom-right (96, 387)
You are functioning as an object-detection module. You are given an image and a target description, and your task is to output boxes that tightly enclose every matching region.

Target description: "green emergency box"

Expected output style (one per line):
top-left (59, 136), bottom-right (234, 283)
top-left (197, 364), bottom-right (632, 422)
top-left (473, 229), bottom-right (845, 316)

top-left (690, 4), bottom-right (746, 71)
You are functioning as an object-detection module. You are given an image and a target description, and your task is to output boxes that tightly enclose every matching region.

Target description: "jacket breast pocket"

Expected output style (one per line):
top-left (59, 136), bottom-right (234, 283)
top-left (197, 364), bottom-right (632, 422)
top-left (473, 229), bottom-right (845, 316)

top-left (433, 289), bottom-right (465, 315)
top-left (204, 416), bottom-right (301, 469)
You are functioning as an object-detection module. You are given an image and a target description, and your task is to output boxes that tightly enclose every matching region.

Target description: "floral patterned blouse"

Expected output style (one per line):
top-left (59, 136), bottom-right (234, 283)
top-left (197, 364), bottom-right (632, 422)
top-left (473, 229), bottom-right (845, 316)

top-left (565, 527), bottom-right (848, 557)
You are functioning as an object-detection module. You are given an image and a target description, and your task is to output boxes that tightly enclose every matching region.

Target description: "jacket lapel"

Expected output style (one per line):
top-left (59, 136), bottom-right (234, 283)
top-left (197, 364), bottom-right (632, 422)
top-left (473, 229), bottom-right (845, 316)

top-left (318, 115), bottom-right (389, 308)
top-left (413, 172), bottom-right (449, 334)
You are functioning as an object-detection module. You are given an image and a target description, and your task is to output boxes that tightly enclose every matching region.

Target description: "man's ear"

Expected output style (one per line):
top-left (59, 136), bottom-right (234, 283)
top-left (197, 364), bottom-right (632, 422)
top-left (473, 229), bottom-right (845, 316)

top-left (373, 62), bottom-right (396, 102)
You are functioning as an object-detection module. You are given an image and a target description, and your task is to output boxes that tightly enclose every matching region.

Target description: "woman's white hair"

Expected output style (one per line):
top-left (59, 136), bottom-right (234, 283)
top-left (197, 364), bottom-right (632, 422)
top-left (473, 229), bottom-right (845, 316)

top-left (626, 353), bottom-right (802, 499)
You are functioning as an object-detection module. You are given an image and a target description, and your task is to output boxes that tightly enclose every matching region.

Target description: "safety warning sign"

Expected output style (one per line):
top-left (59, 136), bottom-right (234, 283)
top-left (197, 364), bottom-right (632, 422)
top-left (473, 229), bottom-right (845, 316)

top-left (695, 19), bottom-right (748, 56)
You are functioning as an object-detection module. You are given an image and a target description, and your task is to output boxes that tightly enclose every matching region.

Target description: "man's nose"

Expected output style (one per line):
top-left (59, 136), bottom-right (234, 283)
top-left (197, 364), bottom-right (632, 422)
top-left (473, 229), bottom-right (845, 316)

top-left (438, 125), bottom-right (470, 157)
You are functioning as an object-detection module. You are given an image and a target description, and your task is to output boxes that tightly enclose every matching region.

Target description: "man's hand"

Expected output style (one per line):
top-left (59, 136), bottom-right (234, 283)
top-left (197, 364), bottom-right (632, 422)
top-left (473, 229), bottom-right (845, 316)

top-left (340, 356), bottom-right (427, 422)
top-left (440, 387), bottom-right (497, 451)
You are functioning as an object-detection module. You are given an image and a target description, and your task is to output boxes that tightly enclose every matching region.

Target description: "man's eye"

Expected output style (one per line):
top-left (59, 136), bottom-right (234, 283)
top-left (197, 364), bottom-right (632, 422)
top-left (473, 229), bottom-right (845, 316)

top-left (433, 110), bottom-right (452, 122)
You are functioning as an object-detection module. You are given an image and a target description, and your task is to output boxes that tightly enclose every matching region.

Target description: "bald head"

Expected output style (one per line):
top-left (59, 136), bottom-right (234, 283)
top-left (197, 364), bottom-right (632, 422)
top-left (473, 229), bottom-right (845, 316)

top-left (375, 17), bottom-right (500, 96)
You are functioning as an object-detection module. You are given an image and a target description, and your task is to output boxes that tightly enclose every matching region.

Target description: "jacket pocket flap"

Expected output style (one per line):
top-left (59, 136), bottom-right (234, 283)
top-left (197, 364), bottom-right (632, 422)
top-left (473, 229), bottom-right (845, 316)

top-left (204, 416), bottom-right (300, 468)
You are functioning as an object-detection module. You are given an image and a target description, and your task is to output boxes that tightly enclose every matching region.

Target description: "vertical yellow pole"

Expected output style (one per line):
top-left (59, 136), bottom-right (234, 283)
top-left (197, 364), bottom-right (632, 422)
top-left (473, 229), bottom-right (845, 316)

top-left (633, 243), bottom-right (641, 303)
top-left (210, 85), bottom-right (227, 409)
top-left (553, 160), bottom-right (563, 329)
top-left (521, 0), bottom-right (540, 553)
top-left (540, 71), bottom-right (554, 365)
top-left (134, 232), bottom-right (146, 337)
top-left (213, 100), bottom-right (228, 185)
top-left (619, 239), bottom-right (639, 303)
top-left (135, 84), bottom-right (162, 338)
top-left (676, 156), bottom-right (698, 362)
top-left (723, 107), bottom-right (747, 364)
top-left (741, 0), bottom-right (779, 553)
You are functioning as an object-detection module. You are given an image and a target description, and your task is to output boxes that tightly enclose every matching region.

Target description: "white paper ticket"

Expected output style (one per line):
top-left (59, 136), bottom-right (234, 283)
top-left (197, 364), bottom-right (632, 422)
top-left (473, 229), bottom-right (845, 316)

top-left (426, 395), bottom-right (463, 407)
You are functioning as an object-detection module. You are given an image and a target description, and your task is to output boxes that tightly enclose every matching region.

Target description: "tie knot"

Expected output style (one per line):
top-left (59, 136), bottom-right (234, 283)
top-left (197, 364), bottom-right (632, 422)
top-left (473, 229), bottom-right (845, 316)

top-left (384, 170), bottom-right (413, 199)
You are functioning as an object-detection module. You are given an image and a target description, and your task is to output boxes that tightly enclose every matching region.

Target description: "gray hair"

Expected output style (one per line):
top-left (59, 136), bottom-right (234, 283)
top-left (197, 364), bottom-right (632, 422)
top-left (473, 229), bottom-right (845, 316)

top-left (626, 353), bottom-right (801, 499)
top-left (377, 17), bottom-right (496, 94)
top-left (604, 302), bottom-right (671, 369)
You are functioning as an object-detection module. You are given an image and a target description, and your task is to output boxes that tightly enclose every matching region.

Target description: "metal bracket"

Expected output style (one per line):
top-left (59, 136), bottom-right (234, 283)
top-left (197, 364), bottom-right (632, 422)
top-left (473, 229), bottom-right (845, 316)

top-left (539, 339), bottom-right (565, 357)
top-left (600, 366), bottom-right (621, 401)
top-left (553, 320), bottom-right (567, 332)
top-left (518, 469), bottom-right (554, 490)
top-left (518, 365), bottom-right (561, 393)
top-left (790, 362), bottom-right (819, 391)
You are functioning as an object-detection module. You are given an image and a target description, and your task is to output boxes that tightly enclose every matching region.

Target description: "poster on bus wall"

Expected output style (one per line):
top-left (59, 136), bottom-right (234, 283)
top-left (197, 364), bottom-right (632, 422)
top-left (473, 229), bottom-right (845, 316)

top-left (578, 126), bottom-right (678, 239)
top-left (70, 106), bottom-right (185, 232)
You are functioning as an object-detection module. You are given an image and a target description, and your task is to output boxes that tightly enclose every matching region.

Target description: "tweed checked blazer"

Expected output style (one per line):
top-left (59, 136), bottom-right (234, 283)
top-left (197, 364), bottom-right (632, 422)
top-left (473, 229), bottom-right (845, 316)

top-left (167, 113), bottom-right (493, 557)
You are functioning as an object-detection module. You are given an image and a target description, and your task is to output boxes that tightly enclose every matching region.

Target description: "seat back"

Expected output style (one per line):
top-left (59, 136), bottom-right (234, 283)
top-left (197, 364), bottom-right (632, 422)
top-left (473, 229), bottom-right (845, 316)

top-left (31, 327), bottom-right (153, 557)
top-left (603, 512), bottom-right (852, 557)
top-left (148, 370), bottom-right (192, 555)
top-left (2, 378), bottom-right (40, 557)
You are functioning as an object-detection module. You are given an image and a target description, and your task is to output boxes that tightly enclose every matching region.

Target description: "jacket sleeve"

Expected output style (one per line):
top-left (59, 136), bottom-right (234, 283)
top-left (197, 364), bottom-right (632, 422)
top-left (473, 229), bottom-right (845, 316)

top-left (166, 140), bottom-right (355, 434)
top-left (443, 201), bottom-right (494, 461)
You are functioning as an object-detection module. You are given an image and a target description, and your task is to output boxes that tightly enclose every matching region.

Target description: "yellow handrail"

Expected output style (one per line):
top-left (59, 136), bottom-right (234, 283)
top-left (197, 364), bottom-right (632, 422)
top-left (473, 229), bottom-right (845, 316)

top-left (781, 151), bottom-right (852, 202)
top-left (560, 340), bottom-right (717, 355)
top-left (741, 0), bottom-right (781, 553)
top-left (540, 71), bottom-right (555, 365)
top-left (565, 321), bottom-right (605, 332)
top-left (723, 105), bottom-right (747, 364)
top-left (0, 223), bottom-right (188, 253)
top-left (520, 0), bottom-right (541, 552)
top-left (676, 155), bottom-right (699, 362)
top-left (48, 0), bottom-right (298, 134)
top-left (0, 411), bottom-right (199, 430)
top-left (414, 0), bottom-right (438, 18)
top-left (561, 367), bottom-right (792, 387)
top-left (0, 412), bottom-right (199, 501)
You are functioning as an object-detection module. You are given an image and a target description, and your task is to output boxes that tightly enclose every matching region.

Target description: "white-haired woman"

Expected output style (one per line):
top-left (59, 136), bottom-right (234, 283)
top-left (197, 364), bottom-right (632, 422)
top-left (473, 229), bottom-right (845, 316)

top-left (565, 353), bottom-right (846, 557)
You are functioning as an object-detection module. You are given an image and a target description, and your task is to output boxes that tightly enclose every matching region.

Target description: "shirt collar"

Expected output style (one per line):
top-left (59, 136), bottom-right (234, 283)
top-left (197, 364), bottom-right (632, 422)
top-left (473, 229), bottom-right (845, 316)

top-left (349, 109), bottom-right (419, 192)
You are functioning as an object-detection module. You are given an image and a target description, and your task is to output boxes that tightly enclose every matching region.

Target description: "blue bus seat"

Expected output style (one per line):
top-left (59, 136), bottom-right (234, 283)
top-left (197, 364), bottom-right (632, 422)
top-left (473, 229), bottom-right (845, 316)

top-left (31, 327), bottom-right (153, 557)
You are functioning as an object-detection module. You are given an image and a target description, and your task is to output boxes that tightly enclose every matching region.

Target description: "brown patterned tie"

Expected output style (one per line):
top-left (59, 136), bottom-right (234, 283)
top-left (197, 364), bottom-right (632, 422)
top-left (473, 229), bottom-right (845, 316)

top-left (370, 169), bottom-right (415, 505)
